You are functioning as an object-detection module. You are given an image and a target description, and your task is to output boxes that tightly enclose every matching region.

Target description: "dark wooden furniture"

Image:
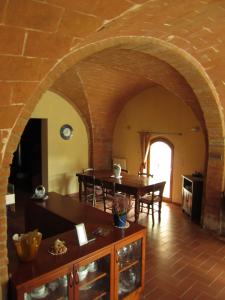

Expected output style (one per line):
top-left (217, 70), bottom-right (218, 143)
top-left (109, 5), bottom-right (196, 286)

top-left (139, 181), bottom-right (166, 225)
top-left (76, 170), bottom-right (158, 222)
top-left (25, 192), bottom-right (112, 239)
top-left (82, 168), bottom-right (103, 205)
top-left (182, 175), bottom-right (203, 223)
top-left (11, 192), bottom-right (146, 300)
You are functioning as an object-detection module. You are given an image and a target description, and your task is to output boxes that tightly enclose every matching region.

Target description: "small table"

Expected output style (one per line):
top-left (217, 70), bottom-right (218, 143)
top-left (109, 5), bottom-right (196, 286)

top-left (76, 170), bottom-right (157, 222)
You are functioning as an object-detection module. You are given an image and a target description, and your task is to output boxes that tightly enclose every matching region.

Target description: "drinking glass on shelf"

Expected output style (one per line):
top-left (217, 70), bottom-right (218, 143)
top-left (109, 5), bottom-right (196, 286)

top-left (117, 246), bottom-right (129, 268)
top-left (127, 243), bottom-right (134, 261)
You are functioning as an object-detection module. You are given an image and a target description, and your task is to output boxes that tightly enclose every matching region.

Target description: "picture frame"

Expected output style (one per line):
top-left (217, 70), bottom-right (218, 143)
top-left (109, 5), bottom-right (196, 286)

top-left (75, 223), bottom-right (88, 246)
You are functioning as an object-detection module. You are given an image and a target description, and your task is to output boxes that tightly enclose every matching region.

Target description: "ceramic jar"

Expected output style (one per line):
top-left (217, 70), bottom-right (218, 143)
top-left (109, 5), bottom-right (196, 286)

top-left (113, 164), bottom-right (121, 178)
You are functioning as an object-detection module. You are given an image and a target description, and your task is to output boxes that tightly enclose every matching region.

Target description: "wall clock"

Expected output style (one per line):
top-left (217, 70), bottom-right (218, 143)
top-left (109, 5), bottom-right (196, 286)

top-left (60, 124), bottom-right (73, 140)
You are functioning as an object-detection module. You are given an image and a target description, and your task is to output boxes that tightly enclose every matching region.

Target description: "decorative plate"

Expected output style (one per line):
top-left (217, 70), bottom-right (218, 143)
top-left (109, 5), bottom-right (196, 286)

top-left (60, 124), bottom-right (73, 140)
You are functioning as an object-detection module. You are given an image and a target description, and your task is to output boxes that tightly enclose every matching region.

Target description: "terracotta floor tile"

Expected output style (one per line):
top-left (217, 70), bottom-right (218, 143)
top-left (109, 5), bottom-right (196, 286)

top-left (216, 287), bottom-right (225, 299)
top-left (196, 292), bottom-right (216, 300)
top-left (209, 273), bottom-right (225, 292)
top-left (141, 286), bottom-right (168, 299)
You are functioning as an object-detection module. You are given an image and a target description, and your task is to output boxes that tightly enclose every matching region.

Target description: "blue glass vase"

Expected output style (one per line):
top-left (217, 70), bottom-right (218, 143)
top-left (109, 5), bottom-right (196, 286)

top-left (113, 212), bottom-right (127, 228)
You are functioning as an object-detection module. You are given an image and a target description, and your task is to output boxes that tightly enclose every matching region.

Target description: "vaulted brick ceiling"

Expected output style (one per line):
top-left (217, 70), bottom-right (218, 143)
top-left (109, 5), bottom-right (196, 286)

top-left (52, 48), bottom-right (205, 137)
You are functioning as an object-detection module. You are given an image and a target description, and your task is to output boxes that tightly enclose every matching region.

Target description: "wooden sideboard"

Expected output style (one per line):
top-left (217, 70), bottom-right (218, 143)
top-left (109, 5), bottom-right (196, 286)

top-left (10, 192), bottom-right (146, 300)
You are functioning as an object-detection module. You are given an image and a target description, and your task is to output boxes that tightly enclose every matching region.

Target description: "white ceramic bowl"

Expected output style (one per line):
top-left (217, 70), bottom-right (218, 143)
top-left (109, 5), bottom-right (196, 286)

top-left (77, 266), bottom-right (88, 281)
top-left (88, 261), bottom-right (97, 272)
top-left (31, 285), bottom-right (46, 296)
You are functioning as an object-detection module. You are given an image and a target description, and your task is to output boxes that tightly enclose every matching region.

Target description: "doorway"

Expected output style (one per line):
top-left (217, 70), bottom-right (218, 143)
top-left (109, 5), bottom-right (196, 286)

top-left (149, 139), bottom-right (173, 200)
top-left (9, 118), bottom-right (47, 194)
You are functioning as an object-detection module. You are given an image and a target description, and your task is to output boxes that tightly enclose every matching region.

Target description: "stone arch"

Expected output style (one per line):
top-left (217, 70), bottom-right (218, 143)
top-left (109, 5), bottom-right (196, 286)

top-left (27, 36), bottom-right (224, 227)
top-left (28, 35), bottom-right (223, 137)
top-left (3, 35), bottom-right (224, 290)
top-left (8, 36), bottom-right (224, 223)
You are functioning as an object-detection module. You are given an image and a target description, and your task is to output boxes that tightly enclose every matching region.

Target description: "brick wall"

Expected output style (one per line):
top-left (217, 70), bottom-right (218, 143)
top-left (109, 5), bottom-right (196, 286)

top-left (1, 0), bottom-right (225, 297)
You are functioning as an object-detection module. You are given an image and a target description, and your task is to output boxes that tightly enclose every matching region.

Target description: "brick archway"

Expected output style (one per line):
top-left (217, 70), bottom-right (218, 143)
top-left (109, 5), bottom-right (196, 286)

top-left (8, 36), bottom-right (225, 222)
top-left (2, 36), bottom-right (224, 291)
top-left (25, 36), bottom-right (224, 230)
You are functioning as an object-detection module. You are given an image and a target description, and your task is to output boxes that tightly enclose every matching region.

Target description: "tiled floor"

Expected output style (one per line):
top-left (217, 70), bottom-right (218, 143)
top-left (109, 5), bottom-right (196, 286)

top-left (7, 195), bottom-right (225, 299)
top-left (138, 204), bottom-right (225, 300)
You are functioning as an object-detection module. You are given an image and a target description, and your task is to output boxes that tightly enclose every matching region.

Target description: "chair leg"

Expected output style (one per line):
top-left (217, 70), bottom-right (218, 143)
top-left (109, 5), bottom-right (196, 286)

top-left (151, 203), bottom-right (154, 225)
top-left (103, 194), bottom-right (106, 212)
top-left (128, 196), bottom-right (133, 211)
top-left (92, 193), bottom-right (96, 207)
top-left (84, 188), bottom-right (87, 202)
top-left (158, 202), bottom-right (162, 222)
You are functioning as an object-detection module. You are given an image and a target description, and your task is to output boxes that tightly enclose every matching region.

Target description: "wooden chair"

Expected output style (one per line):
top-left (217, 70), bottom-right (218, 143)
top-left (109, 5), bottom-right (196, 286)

top-left (139, 181), bottom-right (166, 225)
top-left (83, 174), bottom-right (96, 206)
top-left (101, 180), bottom-right (116, 212)
top-left (82, 168), bottom-right (103, 206)
top-left (102, 181), bottom-right (129, 213)
top-left (128, 172), bottom-right (154, 210)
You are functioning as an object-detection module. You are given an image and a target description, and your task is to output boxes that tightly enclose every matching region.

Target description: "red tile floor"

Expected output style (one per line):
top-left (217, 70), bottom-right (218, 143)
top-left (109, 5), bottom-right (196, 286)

top-left (7, 195), bottom-right (225, 300)
top-left (137, 204), bottom-right (225, 300)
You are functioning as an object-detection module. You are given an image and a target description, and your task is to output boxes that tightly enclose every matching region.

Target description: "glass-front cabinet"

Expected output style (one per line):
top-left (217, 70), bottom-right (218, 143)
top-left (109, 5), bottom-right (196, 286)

top-left (24, 273), bottom-right (72, 300)
top-left (76, 254), bottom-right (111, 300)
top-left (115, 235), bottom-right (144, 300)
top-left (11, 228), bottom-right (146, 300)
top-left (15, 253), bottom-right (112, 300)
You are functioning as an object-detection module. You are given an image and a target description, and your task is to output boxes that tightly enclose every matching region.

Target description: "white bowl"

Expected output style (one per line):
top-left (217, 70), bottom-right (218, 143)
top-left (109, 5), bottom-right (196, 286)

top-left (77, 266), bottom-right (88, 281)
top-left (31, 285), bottom-right (46, 297)
top-left (88, 261), bottom-right (97, 272)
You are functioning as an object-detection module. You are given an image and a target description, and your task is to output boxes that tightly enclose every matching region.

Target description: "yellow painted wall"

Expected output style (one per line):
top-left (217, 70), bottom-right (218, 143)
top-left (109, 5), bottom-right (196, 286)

top-left (32, 91), bottom-right (88, 195)
top-left (113, 86), bottom-right (206, 204)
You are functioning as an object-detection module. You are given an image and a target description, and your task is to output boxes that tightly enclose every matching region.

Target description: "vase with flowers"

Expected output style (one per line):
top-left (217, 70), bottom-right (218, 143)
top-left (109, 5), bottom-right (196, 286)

top-left (112, 194), bottom-right (128, 228)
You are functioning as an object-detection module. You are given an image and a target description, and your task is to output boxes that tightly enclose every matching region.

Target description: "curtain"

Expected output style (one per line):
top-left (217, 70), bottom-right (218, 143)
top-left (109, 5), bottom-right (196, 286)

top-left (139, 132), bottom-right (151, 173)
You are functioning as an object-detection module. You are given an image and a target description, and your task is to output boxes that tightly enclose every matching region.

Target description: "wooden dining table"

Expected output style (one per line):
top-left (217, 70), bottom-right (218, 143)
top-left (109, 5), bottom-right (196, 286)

top-left (76, 170), bottom-right (158, 222)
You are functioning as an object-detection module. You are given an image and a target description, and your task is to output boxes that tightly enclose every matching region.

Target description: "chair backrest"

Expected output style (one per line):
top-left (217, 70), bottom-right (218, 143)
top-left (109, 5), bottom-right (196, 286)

top-left (83, 174), bottom-right (95, 189)
top-left (101, 180), bottom-right (115, 196)
top-left (152, 181), bottom-right (166, 201)
top-left (138, 171), bottom-right (154, 178)
top-left (83, 168), bottom-right (94, 173)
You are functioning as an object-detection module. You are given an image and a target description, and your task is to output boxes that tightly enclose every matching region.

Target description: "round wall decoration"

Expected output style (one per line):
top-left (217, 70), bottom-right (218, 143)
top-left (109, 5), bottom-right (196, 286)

top-left (60, 124), bottom-right (73, 140)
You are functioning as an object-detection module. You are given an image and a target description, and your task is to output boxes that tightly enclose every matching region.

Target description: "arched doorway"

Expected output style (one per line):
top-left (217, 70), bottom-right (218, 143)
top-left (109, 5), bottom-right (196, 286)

top-left (149, 139), bottom-right (173, 201)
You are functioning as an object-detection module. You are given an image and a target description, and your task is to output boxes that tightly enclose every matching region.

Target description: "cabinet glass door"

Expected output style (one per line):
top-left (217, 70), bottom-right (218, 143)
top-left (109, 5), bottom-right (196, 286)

top-left (117, 239), bottom-right (142, 299)
top-left (77, 255), bottom-right (110, 300)
top-left (24, 274), bottom-right (71, 300)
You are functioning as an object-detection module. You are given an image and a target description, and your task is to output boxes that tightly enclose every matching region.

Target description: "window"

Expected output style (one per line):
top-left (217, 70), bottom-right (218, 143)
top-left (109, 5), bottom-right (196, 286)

top-left (149, 139), bottom-right (173, 199)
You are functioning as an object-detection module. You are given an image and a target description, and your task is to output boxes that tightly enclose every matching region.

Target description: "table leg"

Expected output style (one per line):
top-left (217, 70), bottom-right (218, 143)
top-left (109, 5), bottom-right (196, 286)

top-left (134, 193), bottom-right (140, 222)
top-left (78, 176), bottom-right (82, 202)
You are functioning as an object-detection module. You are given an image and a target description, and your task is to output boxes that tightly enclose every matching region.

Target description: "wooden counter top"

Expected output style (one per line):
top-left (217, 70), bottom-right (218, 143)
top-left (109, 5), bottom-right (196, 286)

top-left (10, 192), bottom-right (146, 288)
